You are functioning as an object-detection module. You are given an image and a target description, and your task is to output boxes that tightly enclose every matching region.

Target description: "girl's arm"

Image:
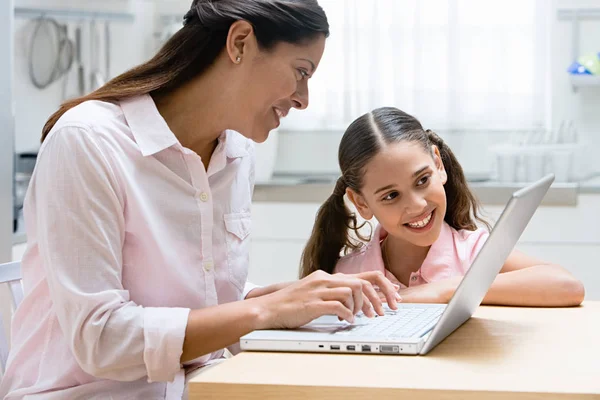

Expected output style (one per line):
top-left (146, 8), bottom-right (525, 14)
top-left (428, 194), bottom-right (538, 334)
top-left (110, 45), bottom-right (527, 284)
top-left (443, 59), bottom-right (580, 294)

top-left (479, 249), bottom-right (585, 307)
top-left (398, 250), bottom-right (585, 307)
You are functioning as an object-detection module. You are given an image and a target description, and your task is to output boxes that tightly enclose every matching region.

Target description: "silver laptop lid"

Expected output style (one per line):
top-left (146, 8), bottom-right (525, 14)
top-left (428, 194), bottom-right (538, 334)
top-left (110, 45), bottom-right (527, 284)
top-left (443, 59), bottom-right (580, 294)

top-left (419, 174), bottom-right (554, 354)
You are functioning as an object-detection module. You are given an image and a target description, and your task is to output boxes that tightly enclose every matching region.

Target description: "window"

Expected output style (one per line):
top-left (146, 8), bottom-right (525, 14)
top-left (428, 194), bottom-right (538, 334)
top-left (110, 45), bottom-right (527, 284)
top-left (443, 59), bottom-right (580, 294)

top-left (281, 0), bottom-right (550, 132)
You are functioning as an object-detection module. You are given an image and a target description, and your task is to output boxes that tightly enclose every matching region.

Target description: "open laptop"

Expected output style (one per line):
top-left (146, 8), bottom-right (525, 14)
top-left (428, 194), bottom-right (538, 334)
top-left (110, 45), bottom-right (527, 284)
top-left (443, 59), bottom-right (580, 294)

top-left (241, 174), bottom-right (555, 356)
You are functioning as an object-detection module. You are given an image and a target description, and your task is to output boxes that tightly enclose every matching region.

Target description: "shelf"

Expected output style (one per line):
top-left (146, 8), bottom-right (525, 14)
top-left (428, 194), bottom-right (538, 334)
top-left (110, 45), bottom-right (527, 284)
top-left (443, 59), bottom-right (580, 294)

top-left (570, 75), bottom-right (600, 89)
top-left (14, 7), bottom-right (135, 22)
top-left (557, 8), bottom-right (600, 20)
top-left (557, 8), bottom-right (600, 93)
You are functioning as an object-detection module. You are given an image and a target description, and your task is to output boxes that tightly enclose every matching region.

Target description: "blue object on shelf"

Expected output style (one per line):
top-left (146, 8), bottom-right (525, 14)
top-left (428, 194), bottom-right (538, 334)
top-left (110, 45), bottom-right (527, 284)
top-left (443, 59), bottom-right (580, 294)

top-left (568, 52), bottom-right (600, 75)
top-left (567, 61), bottom-right (592, 75)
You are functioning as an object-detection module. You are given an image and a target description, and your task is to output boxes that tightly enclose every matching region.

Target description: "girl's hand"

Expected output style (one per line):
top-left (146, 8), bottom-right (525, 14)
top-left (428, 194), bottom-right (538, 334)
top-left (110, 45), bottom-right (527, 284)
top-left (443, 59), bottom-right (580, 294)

top-left (397, 278), bottom-right (460, 304)
top-left (255, 270), bottom-right (399, 330)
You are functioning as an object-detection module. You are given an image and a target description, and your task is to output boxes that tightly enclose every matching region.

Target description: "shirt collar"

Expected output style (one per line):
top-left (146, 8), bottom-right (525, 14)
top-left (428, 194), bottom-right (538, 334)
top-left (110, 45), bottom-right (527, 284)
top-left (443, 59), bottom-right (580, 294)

top-left (206, 130), bottom-right (250, 177)
top-left (224, 130), bottom-right (250, 160)
top-left (362, 225), bottom-right (402, 286)
top-left (120, 94), bottom-right (179, 157)
top-left (370, 222), bottom-right (455, 286)
top-left (120, 94), bottom-right (250, 160)
top-left (420, 221), bottom-right (455, 282)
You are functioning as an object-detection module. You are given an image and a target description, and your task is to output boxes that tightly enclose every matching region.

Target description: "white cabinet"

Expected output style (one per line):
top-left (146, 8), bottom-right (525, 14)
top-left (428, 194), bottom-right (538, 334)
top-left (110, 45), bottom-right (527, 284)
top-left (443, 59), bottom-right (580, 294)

top-left (249, 241), bottom-right (305, 284)
top-left (249, 203), bottom-right (320, 286)
top-left (250, 194), bottom-right (600, 300)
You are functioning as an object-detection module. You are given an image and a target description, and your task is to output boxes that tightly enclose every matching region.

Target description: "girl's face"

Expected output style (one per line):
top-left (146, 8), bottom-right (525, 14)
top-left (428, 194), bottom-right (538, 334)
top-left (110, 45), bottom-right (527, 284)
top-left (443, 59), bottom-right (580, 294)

top-left (348, 141), bottom-right (448, 248)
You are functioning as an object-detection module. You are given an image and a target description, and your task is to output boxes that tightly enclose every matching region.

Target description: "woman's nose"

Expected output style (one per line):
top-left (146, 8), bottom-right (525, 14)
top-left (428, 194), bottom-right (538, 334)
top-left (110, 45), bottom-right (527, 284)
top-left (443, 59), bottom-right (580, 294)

top-left (291, 82), bottom-right (309, 110)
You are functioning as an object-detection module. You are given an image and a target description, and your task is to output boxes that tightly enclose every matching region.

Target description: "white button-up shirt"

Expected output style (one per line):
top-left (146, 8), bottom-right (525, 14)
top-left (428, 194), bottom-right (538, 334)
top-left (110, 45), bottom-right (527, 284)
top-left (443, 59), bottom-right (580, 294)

top-left (0, 95), bottom-right (258, 399)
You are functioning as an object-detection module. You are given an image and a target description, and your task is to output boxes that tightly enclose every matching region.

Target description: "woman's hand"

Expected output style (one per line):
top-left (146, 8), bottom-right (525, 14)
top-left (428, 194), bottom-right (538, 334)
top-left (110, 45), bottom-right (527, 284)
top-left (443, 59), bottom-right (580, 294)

top-left (255, 270), bottom-right (400, 330)
top-left (342, 271), bottom-right (401, 310)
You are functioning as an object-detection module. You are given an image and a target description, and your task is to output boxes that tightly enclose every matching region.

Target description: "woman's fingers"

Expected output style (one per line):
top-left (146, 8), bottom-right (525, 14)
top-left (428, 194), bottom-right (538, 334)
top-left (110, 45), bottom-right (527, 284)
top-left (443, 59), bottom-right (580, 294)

top-left (326, 276), bottom-right (364, 315)
top-left (320, 287), bottom-right (354, 316)
top-left (357, 271), bottom-right (400, 310)
top-left (361, 293), bottom-right (375, 318)
top-left (359, 279), bottom-right (384, 316)
top-left (319, 301), bottom-right (355, 323)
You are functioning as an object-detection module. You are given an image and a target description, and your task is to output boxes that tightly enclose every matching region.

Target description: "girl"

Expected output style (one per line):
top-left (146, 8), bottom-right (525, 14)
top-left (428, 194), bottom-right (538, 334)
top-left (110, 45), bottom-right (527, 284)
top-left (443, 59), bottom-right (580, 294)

top-left (301, 107), bottom-right (585, 307)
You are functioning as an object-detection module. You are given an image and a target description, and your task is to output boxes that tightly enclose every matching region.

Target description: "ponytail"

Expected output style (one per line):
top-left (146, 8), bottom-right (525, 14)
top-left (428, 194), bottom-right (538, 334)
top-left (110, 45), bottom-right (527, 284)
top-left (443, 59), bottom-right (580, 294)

top-left (299, 177), bottom-right (368, 278)
top-left (425, 130), bottom-right (490, 231)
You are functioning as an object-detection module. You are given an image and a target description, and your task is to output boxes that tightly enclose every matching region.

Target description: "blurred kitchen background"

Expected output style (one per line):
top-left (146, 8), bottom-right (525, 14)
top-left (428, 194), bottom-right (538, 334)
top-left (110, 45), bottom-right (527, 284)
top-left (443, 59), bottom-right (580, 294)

top-left (1, 0), bottom-right (599, 299)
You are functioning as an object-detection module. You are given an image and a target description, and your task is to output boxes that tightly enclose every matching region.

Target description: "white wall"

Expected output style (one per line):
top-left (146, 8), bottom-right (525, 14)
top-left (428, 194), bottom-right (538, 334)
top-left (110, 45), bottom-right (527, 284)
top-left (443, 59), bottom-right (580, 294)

top-left (1, 0), bottom-right (15, 264)
top-left (274, 129), bottom-right (519, 180)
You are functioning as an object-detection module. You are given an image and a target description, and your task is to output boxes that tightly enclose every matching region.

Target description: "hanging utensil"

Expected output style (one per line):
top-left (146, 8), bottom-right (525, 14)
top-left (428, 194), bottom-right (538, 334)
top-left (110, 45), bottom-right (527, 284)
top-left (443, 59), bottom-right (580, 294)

top-left (56, 23), bottom-right (74, 78)
top-left (28, 17), bottom-right (60, 89)
top-left (75, 25), bottom-right (85, 95)
top-left (89, 19), bottom-right (105, 91)
top-left (104, 22), bottom-right (111, 81)
top-left (28, 17), bottom-right (74, 90)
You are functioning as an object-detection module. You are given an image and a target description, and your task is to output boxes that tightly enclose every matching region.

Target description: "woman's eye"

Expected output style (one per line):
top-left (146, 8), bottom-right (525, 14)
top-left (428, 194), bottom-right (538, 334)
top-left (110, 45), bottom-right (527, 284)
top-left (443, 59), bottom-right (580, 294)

top-left (297, 69), bottom-right (309, 79)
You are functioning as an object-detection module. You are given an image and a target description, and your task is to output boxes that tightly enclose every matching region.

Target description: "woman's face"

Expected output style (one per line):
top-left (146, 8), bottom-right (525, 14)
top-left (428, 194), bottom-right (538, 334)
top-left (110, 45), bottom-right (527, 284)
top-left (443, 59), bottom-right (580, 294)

top-left (233, 31), bottom-right (326, 143)
top-left (348, 142), bottom-right (448, 248)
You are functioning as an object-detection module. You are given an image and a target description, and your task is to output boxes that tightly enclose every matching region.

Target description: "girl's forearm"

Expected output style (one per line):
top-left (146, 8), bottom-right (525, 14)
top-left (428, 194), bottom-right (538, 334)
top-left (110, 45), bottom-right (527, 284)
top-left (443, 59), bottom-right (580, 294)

top-left (481, 265), bottom-right (585, 307)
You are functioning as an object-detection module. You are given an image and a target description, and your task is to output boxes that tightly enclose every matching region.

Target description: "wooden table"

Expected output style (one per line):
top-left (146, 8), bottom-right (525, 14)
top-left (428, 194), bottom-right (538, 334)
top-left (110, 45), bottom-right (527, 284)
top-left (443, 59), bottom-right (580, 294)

top-left (189, 302), bottom-right (600, 399)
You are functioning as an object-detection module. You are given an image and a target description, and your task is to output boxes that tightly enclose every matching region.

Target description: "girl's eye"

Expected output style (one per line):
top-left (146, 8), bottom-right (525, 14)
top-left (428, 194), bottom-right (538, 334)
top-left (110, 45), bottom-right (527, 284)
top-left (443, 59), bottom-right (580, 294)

top-left (417, 175), bottom-right (430, 186)
top-left (383, 191), bottom-right (399, 202)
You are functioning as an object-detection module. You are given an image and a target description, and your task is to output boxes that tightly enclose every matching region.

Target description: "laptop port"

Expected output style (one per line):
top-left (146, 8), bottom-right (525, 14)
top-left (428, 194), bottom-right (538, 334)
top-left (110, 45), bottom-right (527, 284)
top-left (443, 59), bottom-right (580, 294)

top-left (330, 345), bottom-right (340, 350)
top-left (346, 345), bottom-right (356, 351)
top-left (361, 345), bottom-right (371, 352)
top-left (380, 345), bottom-right (400, 354)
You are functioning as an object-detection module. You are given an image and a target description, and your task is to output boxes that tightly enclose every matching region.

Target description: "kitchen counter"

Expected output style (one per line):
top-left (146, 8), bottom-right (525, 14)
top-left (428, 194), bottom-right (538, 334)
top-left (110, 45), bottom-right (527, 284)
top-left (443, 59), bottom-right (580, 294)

top-left (580, 175), bottom-right (600, 194)
top-left (12, 174), bottom-right (599, 245)
top-left (253, 174), bottom-right (600, 206)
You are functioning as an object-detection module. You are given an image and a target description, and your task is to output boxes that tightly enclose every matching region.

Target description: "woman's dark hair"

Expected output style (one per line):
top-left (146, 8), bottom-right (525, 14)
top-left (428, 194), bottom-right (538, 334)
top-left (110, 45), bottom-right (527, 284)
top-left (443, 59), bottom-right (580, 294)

top-left (41, 0), bottom-right (329, 142)
top-left (300, 107), bottom-right (490, 278)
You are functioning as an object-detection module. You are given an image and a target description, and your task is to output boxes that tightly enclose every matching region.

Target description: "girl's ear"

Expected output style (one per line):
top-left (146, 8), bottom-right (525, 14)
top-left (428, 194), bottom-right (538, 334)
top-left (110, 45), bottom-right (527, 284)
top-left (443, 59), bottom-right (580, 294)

top-left (432, 145), bottom-right (448, 185)
top-left (346, 188), bottom-right (374, 220)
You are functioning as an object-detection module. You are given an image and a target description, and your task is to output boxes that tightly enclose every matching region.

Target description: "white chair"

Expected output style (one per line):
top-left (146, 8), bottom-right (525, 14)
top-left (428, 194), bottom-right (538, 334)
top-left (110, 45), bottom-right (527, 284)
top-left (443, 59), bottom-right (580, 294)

top-left (0, 261), bottom-right (23, 374)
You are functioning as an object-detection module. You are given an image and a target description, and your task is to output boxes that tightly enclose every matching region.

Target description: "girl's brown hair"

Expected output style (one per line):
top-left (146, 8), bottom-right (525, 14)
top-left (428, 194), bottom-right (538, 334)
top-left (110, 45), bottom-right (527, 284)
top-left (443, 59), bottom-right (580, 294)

top-left (300, 107), bottom-right (489, 278)
top-left (41, 0), bottom-right (329, 142)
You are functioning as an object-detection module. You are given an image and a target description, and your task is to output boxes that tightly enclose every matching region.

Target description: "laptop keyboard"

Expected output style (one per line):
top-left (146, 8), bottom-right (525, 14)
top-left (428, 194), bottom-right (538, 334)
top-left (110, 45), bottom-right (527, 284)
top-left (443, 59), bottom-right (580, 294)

top-left (335, 306), bottom-right (445, 339)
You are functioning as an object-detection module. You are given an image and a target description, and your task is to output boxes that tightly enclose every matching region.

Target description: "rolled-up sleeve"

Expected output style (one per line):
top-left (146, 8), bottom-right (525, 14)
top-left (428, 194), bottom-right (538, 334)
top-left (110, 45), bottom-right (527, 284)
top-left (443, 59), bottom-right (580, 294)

top-left (143, 308), bottom-right (189, 382)
top-left (34, 125), bottom-right (189, 382)
top-left (242, 282), bottom-right (261, 299)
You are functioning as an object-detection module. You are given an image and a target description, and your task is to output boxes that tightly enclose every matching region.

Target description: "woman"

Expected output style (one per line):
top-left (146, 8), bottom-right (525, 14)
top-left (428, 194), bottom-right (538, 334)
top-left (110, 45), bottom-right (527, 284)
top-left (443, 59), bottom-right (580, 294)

top-left (0, 1), bottom-right (399, 399)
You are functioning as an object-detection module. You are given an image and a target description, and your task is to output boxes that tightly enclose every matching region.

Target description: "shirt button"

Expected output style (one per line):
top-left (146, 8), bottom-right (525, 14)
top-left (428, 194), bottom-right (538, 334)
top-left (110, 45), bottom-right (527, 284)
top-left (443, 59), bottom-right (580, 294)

top-left (199, 192), bottom-right (209, 202)
top-left (204, 261), bottom-right (213, 272)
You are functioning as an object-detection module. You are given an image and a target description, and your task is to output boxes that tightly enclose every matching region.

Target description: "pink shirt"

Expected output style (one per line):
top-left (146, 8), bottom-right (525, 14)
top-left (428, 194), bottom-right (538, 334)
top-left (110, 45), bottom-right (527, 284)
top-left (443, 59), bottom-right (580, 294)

top-left (0, 95), bottom-right (258, 399)
top-left (335, 222), bottom-right (489, 288)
